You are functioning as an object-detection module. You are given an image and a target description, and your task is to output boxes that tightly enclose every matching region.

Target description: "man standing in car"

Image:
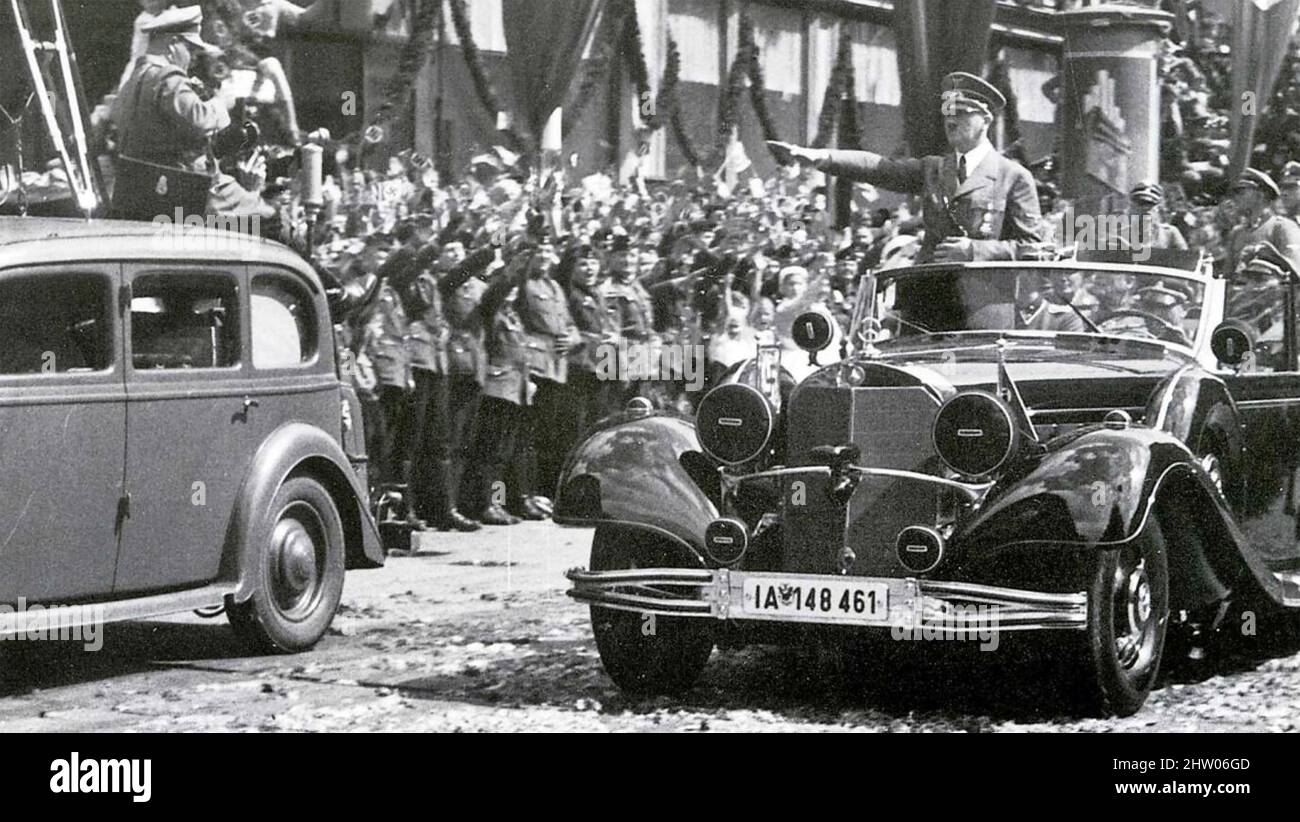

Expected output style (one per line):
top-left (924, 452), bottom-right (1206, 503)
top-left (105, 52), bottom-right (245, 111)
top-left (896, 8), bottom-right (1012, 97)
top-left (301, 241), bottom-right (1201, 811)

top-left (767, 72), bottom-right (1042, 263)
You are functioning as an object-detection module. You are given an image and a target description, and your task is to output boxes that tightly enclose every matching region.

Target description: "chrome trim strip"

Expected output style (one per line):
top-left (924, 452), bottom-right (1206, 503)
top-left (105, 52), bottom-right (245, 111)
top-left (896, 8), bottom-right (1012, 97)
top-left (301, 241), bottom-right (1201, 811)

top-left (730, 465), bottom-right (992, 502)
top-left (566, 568), bottom-right (1087, 631)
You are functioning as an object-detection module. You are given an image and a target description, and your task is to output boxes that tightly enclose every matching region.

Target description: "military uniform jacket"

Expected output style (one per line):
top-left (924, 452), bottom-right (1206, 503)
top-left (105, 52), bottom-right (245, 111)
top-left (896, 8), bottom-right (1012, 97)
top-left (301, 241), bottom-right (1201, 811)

top-left (438, 247), bottom-right (498, 385)
top-left (1229, 214), bottom-right (1300, 276)
top-left (361, 281), bottom-right (410, 389)
top-left (111, 55), bottom-right (231, 171)
top-left (821, 147), bottom-right (1042, 262)
top-left (517, 275), bottom-right (577, 384)
top-left (481, 292), bottom-right (534, 407)
top-left (568, 284), bottom-right (618, 374)
top-left (404, 272), bottom-right (449, 375)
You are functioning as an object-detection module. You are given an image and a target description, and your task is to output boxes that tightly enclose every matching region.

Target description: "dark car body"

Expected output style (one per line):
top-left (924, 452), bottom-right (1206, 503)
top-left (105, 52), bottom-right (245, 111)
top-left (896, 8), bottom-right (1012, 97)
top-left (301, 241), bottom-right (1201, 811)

top-left (559, 250), bottom-right (1300, 714)
top-left (0, 217), bottom-right (382, 647)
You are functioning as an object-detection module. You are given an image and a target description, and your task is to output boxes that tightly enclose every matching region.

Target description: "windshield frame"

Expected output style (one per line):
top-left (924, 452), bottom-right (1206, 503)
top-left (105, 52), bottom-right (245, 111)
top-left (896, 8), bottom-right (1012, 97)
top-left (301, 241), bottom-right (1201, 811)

top-left (853, 261), bottom-right (1216, 359)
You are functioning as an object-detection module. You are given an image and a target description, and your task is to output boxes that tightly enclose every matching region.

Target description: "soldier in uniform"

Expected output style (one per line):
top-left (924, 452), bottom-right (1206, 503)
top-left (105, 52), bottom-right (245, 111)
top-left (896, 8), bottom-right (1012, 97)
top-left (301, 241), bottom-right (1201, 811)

top-left (460, 251), bottom-right (539, 526)
top-left (1127, 182), bottom-right (1188, 251)
top-left (110, 6), bottom-right (269, 220)
top-left (562, 243), bottom-right (620, 459)
top-left (1018, 271), bottom-right (1086, 333)
top-left (356, 261), bottom-right (420, 528)
top-left (602, 234), bottom-right (656, 402)
top-left (768, 72), bottom-right (1042, 262)
top-left (1228, 168), bottom-right (1300, 276)
top-left (517, 237), bottom-right (581, 511)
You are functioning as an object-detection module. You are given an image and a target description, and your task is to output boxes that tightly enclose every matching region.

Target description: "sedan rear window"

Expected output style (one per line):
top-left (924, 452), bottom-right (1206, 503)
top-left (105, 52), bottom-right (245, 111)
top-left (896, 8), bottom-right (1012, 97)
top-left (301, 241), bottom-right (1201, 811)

top-left (251, 275), bottom-right (316, 368)
top-left (0, 272), bottom-right (112, 374)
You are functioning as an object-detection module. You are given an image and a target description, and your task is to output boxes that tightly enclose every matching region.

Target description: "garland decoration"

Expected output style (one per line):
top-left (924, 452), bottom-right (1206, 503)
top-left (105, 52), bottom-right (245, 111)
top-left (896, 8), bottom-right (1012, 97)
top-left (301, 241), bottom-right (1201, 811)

top-left (449, 0), bottom-right (509, 123)
top-left (740, 12), bottom-right (781, 148)
top-left (812, 27), bottom-right (853, 149)
top-left (362, 0), bottom-right (443, 149)
top-left (838, 33), bottom-right (861, 151)
top-left (646, 35), bottom-right (681, 131)
top-left (671, 100), bottom-right (700, 167)
top-left (715, 27), bottom-right (752, 157)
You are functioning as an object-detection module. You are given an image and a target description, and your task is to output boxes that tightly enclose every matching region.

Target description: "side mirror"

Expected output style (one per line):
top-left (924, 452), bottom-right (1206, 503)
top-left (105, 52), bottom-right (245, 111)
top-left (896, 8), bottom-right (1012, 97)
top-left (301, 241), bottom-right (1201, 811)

top-left (791, 309), bottom-right (834, 365)
top-left (1210, 319), bottom-right (1256, 368)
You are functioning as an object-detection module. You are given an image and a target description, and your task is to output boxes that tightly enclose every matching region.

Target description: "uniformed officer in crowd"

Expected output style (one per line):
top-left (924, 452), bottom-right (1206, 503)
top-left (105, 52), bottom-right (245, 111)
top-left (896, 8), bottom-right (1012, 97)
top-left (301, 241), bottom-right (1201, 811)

top-left (1133, 281), bottom-right (1192, 346)
top-left (767, 72), bottom-right (1042, 262)
top-left (602, 234), bottom-right (656, 401)
top-left (518, 236), bottom-right (581, 508)
top-left (561, 243), bottom-right (621, 463)
top-left (110, 6), bottom-right (269, 220)
top-left (1128, 182), bottom-right (1188, 250)
top-left (1228, 168), bottom-right (1300, 276)
top-left (356, 248), bottom-right (420, 529)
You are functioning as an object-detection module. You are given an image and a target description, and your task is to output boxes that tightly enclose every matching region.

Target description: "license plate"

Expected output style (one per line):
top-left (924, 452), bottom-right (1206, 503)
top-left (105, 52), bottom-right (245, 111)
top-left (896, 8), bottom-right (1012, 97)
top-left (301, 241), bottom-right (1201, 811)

top-left (741, 576), bottom-right (890, 624)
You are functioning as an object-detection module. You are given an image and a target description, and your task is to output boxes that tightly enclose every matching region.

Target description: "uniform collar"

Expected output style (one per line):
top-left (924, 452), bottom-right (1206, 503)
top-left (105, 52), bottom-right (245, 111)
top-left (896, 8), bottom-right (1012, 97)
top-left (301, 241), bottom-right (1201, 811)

top-left (955, 139), bottom-right (993, 179)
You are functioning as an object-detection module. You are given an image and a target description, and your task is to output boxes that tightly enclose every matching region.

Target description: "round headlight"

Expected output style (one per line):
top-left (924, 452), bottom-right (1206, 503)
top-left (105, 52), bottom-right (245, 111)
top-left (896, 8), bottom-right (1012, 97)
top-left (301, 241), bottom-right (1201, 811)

top-left (696, 383), bottom-right (774, 465)
top-left (791, 309), bottom-right (835, 353)
top-left (932, 391), bottom-right (1019, 478)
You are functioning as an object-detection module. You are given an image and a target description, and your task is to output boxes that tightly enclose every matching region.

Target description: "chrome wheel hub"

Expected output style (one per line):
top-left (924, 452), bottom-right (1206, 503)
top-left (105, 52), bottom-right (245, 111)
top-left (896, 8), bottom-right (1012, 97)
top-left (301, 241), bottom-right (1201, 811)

top-left (270, 506), bottom-right (324, 617)
top-left (1115, 556), bottom-right (1153, 670)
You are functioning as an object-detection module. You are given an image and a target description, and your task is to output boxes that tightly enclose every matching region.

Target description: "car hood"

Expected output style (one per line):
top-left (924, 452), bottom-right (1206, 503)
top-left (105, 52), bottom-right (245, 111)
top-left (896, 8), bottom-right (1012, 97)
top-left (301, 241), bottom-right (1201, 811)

top-left (798, 335), bottom-right (1191, 416)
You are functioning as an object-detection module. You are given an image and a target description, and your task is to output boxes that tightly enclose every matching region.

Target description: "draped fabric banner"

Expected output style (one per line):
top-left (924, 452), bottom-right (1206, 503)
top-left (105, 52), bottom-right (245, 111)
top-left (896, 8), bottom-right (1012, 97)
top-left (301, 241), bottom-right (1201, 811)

top-left (501, 0), bottom-right (607, 149)
top-left (892, 0), bottom-right (997, 157)
top-left (1228, 0), bottom-right (1300, 178)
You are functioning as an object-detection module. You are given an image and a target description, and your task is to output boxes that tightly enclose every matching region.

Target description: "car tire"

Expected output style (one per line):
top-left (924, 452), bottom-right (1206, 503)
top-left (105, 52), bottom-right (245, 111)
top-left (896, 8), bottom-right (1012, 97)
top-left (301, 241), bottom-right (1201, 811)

top-left (228, 476), bottom-right (346, 654)
top-left (588, 527), bottom-right (714, 695)
top-left (1063, 519), bottom-right (1170, 717)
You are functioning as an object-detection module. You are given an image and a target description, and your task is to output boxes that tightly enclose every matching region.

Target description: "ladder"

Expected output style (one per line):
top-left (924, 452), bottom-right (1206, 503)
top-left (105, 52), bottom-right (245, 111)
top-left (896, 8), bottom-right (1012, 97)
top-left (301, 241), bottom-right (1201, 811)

top-left (8, 0), bottom-right (99, 216)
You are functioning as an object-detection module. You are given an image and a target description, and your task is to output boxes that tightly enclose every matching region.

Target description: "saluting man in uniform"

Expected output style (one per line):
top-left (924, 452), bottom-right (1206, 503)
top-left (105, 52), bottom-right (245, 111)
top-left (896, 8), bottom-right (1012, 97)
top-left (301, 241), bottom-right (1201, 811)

top-left (768, 72), bottom-right (1042, 262)
top-left (602, 234), bottom-right (657, 400)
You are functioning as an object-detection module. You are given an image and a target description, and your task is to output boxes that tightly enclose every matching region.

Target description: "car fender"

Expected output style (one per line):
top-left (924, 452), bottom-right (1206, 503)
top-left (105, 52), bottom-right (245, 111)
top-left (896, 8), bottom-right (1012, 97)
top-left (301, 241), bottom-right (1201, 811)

top-left (953, 425), bottom-right (1287, 609)
top-left (1143, 365), bottom-right (1244, 500)
top-left (554, 411), bottom-right (715, 565)
top-left (222, 422), bottom-right (384, 601)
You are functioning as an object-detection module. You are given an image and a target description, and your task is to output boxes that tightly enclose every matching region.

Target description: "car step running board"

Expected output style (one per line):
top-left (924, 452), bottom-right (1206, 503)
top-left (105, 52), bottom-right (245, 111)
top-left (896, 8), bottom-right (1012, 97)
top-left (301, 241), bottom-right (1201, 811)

top-left (0, 583), bottom-right (237, 638)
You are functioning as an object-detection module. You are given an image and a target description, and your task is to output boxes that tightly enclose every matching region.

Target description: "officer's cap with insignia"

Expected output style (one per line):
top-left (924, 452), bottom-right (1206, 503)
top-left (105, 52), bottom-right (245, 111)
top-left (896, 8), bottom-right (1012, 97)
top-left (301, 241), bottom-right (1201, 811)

top-left (141, 5), bottom-right (221, 55)
top-left (940, 72), bottom-right (1006, 117)
top-left (1233, 167), bottom-right (1281, 200)
top-left (1130, 181), bottom-right (1164, 206)
top-left (1244, 241), bottom-right (1298, 281)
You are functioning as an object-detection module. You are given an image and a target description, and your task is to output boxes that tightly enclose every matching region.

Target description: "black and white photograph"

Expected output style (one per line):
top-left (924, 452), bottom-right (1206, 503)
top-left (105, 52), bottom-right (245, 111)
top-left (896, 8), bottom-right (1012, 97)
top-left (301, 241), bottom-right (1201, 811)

top-left (1, 0), bottom-right (1300, 772)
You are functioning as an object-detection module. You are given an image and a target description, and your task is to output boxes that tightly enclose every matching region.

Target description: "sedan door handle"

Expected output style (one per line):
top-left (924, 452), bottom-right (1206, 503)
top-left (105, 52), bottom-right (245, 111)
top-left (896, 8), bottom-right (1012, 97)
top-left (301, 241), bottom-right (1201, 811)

top-left (242, 396), bottom-right (260, 412)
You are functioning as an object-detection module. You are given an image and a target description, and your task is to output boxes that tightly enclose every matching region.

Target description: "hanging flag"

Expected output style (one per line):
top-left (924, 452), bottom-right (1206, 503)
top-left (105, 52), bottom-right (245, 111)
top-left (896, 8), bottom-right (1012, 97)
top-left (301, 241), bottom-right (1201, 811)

top-left (1228, 0), bottom-right (1300, 177)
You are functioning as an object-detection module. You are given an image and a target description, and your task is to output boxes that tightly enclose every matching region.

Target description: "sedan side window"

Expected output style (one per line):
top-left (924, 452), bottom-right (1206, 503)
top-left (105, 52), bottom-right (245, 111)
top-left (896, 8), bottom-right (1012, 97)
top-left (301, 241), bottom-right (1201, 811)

top-left (251, 275), bottom-right (317, 369)
top-left (131, 274), bottom-right (240, 370)
top-left (0, 272), bottom-right (112, 374)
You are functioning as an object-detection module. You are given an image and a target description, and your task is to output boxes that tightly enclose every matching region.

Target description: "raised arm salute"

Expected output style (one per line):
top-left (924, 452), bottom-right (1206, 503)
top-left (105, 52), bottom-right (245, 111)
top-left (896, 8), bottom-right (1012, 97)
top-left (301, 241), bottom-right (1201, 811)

top-left (768, 72), bottom-right (1042, 263)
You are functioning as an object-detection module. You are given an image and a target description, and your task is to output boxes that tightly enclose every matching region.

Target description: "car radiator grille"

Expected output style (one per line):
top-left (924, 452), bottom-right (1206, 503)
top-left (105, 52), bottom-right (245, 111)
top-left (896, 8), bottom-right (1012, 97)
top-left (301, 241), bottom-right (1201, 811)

top-left (783, 385), bottom-right (944, 575)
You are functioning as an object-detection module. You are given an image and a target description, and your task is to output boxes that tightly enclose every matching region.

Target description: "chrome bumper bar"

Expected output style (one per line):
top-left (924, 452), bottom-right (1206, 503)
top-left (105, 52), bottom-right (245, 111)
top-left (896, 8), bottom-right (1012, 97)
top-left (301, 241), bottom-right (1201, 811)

top-left (565, 568), bottom-right (1088, 632)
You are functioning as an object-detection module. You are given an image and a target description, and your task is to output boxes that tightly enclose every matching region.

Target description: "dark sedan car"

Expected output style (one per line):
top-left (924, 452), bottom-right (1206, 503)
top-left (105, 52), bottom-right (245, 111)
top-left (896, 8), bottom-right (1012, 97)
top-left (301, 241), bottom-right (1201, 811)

top-left (559, 247), bottom-right (1300, 716)
top-left (0, 217), bottom-right (384, 652)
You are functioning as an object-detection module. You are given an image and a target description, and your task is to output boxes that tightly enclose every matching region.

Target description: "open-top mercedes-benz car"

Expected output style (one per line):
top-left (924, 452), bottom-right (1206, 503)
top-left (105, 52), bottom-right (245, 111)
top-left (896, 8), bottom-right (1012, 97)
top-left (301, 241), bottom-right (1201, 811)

top-left (557, 246), bottom-right (1300, 716)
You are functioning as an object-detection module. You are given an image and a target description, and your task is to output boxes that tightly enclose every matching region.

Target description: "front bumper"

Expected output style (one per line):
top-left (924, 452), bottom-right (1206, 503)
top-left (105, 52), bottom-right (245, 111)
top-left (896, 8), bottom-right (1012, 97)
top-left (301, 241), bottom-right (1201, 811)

top-left (566, 568), bottom-right (1088, 632)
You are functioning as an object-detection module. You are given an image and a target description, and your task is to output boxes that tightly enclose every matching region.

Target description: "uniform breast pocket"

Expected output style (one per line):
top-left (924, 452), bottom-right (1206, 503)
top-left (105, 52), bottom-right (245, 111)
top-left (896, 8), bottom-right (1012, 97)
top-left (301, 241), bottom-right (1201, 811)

top-left (964, 197), bottom-right (1005, 237)
top-left (447, 339), bottom-right (478, 376)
